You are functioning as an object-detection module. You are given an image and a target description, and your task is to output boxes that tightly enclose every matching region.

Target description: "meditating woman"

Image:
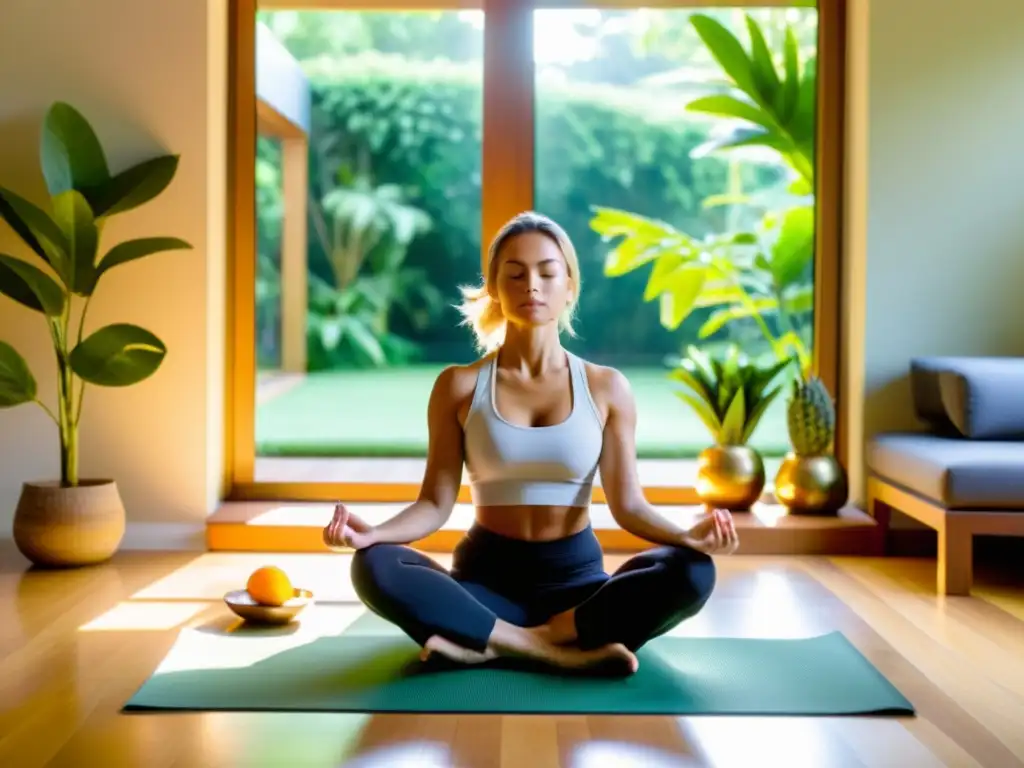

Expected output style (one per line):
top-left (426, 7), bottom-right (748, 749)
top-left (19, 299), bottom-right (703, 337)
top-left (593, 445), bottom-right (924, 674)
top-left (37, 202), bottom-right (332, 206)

top-left (323, 211), bottom-right (739, 675)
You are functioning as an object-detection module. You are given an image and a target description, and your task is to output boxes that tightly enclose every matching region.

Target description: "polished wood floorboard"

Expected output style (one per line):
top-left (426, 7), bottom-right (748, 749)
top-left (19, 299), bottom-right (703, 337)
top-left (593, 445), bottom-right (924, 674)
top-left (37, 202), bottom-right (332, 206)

top-left (1, 540), bottom-right (1023, 767)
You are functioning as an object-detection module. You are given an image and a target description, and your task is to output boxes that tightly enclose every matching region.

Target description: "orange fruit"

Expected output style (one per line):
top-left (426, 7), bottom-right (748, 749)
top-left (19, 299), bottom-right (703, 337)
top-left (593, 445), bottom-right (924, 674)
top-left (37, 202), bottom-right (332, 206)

top-left (246, 565), bottom-right (294, 607)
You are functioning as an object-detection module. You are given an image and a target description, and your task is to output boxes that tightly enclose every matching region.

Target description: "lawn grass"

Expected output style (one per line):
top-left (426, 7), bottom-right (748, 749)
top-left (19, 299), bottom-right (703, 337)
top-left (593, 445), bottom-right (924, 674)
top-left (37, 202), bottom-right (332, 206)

top-left (255, 365), bottom-right (792, 459)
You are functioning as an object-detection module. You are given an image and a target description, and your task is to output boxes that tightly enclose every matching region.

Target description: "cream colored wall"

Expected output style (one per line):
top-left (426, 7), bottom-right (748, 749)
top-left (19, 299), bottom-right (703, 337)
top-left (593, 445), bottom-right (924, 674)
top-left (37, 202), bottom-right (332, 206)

top-left (842, 0), bottom-right (1024, 526)
top-left (0, 0), bottom-right (227, 546)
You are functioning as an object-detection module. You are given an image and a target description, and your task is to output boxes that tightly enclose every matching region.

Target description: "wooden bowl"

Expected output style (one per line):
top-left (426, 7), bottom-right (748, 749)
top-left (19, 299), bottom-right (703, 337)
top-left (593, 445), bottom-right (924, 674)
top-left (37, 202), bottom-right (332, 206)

top-left (223, 588), bottom-right (313, 625)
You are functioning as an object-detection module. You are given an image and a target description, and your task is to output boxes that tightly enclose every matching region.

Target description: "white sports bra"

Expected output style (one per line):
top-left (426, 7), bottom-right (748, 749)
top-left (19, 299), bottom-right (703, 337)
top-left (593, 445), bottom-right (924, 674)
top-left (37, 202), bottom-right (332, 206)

top-left (462, 351), bottom-right (604, 507)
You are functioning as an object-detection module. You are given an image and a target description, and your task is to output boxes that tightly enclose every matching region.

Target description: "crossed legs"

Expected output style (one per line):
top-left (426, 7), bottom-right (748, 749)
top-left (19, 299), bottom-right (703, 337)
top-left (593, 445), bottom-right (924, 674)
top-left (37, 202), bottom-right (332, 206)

top-left (350, 542), bottom-right (716, 673)
top-left (542, 545), bottom-right (717, 650)
top-left (350, 543), bottom-right (634, 672)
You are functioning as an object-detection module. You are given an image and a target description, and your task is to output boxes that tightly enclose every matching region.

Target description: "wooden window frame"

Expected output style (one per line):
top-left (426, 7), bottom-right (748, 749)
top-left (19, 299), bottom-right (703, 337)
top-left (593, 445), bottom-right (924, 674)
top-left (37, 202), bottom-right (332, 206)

top-left (224, 0), bottom-right (846, 503)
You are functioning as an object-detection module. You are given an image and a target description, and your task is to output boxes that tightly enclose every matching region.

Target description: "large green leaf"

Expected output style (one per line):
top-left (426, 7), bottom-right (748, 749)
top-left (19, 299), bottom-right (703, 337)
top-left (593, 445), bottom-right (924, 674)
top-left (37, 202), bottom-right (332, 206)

top-left (770, 205), bottom-right (814, 288)
top-left (686, 14), bottom-right (816, 187)
top-left (719, 389), bottom-right (747, 445)
top-left (0, 186), bottom-right (69, 279)
top-left (590, 208), bottom-right (692, 278)
top-left (51, 190), bottom-right (98, 295)
top-left (685, 95), bottom-right (777, 130)
top-left (591, 207), bottom-right (679, 241)
top-left (645, 257), bottom-right (705, 301)
top-left (659, 268), bottom-right (706, 330)
top-left (69, 323), bottom-right (166, 387)
top-left (643, 253), bottom-right (684, 301)
top-left (40, 102), bottom-right (110, 197)
top-left (85, 154), bottom-right (179, 218)
top-left (0, 254), bottom-right (66, 315)
top-left (745, 15), bottom-right (781, 106)
top-left (95, 237), bottom-right (192, 283)
top-left (690, 15), bottom-right (757, 98)
top-left (690, 126), bottom-right (796, 167)
top-left (698, 297), bottom-right (778, 339)
top-left (0, 341), bottom-right (37, 407)
top-left (693, 283), bottom-right (749, 308)
top-left (778, 27), bottom-right (802, 123)
top-left (793, 56), bottom-right (818, 143)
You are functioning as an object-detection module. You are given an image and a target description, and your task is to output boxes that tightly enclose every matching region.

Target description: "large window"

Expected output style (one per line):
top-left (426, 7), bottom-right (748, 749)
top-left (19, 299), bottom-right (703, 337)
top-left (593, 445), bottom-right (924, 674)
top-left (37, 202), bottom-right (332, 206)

top-left (226, 0), bottom-right (844, 503)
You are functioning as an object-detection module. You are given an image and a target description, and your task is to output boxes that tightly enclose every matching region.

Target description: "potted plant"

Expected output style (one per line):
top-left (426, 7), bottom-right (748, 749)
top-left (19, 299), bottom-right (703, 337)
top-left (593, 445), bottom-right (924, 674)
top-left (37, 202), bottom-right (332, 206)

top-left (669, 344), bottom-right (793, 511)
top-left (0, 101), bottom-right (191, 567)
top-left (774, 371), bottom-right (849, 514)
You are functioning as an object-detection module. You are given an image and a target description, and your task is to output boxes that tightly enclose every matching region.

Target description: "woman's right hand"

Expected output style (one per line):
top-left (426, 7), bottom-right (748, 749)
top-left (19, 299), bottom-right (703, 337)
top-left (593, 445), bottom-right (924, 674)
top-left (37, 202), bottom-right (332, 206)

top-left (323, 502), bottom-right (376, 550)
top-left (683, 508), bottom-right (739, 555)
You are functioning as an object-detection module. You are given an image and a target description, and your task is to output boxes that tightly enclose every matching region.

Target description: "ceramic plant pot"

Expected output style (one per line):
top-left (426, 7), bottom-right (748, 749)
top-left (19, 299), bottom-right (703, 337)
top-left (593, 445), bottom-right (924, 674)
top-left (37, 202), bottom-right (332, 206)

top-left (13, 479), bottom-right (126, 567)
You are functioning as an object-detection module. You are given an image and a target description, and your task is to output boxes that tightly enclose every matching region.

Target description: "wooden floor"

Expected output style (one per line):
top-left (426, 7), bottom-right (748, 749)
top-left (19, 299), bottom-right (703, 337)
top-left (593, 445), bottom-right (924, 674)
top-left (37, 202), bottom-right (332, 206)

top-left (2, 541), bottom-right (1023, 767)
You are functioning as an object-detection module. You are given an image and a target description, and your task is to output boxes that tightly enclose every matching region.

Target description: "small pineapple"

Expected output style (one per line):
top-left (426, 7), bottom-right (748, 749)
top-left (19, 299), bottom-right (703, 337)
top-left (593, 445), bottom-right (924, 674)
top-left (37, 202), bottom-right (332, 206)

top-left (787, 375), bottom-right (835, 456)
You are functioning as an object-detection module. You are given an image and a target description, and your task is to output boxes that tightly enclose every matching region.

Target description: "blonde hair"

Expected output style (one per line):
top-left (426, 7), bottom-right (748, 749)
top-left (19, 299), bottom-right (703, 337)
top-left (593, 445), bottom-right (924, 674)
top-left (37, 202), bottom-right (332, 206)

top-left (456, 211), bottom-right (581, 353)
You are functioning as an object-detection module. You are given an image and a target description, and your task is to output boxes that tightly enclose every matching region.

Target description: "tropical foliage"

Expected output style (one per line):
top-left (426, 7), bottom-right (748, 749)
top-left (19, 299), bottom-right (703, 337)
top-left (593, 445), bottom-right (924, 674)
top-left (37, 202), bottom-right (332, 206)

top-left (591, 12), bottom-right (817, 374)
top-left (668, 344), bottom-right (793, 445)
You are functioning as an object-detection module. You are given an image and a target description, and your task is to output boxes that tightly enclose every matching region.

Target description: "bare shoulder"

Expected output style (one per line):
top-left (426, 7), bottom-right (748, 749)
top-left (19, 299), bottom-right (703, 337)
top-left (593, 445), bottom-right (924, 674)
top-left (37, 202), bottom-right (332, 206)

top-left (434, 357), bottom-right (487, 397)
top-left (432, 355), bottom-right (490, 422)
top-left (581, 360), bottom-right (635, 420)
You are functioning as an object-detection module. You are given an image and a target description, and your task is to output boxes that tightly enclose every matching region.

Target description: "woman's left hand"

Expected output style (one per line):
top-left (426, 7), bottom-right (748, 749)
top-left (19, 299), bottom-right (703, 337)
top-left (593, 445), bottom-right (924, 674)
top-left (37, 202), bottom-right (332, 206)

top-left (683, 508), bottom-right (739, 555)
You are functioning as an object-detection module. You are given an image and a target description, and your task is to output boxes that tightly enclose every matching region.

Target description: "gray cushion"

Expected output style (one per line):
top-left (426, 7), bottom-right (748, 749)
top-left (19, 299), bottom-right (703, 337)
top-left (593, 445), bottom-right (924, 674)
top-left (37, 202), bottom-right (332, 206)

top-left (868, 433), bottom-right (1024, 510)
top-left (910, 356), bottom-right (1024, 439)
top-left (909, 358), bottom-right (960, 433)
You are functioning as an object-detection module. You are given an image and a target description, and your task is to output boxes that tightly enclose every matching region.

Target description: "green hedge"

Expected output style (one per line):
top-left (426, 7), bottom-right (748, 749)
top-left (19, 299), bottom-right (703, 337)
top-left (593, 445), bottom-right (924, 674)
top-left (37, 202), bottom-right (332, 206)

top-left (259, 54), bottom-right (783, 367)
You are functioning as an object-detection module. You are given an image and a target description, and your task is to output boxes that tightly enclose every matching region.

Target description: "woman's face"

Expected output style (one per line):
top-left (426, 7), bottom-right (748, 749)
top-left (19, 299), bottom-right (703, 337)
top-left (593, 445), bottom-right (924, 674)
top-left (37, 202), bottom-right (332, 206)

top-left (492, 231), bottom-right (573, 329)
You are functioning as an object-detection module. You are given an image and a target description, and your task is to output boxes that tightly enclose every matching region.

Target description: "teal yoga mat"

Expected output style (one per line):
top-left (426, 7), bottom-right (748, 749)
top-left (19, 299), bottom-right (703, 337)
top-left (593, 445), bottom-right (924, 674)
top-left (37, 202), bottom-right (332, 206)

top-left (124, 613), bottom-right (914, 716)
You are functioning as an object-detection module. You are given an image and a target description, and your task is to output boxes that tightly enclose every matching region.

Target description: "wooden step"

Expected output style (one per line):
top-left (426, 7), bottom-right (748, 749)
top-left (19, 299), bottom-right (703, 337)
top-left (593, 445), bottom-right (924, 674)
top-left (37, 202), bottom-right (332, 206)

top-left (207, 502), bottom-right (881, 556)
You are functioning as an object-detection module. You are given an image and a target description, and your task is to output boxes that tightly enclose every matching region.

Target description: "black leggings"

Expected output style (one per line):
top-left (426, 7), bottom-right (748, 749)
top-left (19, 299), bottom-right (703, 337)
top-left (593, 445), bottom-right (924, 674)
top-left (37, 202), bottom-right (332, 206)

top-left (350, 524), bottom-right (716, 653)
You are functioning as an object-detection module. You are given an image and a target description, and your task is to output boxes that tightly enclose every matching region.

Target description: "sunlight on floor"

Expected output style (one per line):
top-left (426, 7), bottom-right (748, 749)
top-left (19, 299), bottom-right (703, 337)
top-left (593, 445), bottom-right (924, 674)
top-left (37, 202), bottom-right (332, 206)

top-left (684, 717), bottom-right (833, 768)
top-left (78, 601), bottom-right (210, 631)
top-left (152, 605), bottom-right (366, 675)
top-left (666, 566), bottom-right (824, 639)
top-left (737, 570), bottom-right (820, 638)
top-left (569, 741), bottom-right (703, 767)
top-left (341, 743), bottom-right (453, 768)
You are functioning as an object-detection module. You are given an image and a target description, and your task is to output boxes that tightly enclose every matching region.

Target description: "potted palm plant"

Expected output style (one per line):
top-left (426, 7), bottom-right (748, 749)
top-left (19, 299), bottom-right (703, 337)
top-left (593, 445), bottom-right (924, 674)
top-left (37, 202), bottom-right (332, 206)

top-left (669, 344), bottom-right (793, 511)
top-left (0, 101), bottom-right (191, 567)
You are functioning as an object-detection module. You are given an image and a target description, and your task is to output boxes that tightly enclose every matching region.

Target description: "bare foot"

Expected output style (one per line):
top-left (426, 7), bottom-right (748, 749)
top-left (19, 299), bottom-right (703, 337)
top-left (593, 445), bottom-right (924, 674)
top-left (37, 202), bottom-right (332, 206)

top-left (421, 634), bottom-right (634, 675)
top-left (540, 608), bottom-right (578, 645)
top-left (534, 637), bottom-right (638, 676)
top-left (421, 635), bottom-right (497, 665)
top-left (423, 630), bottom-right (637, 675)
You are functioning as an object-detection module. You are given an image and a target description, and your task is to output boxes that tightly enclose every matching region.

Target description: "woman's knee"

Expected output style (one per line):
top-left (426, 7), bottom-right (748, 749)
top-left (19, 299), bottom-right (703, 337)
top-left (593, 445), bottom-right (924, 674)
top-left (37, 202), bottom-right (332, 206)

top-left (664, 546), bottom-right (717, 608)
top-left (350, 543), bottom-right (405, 599)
